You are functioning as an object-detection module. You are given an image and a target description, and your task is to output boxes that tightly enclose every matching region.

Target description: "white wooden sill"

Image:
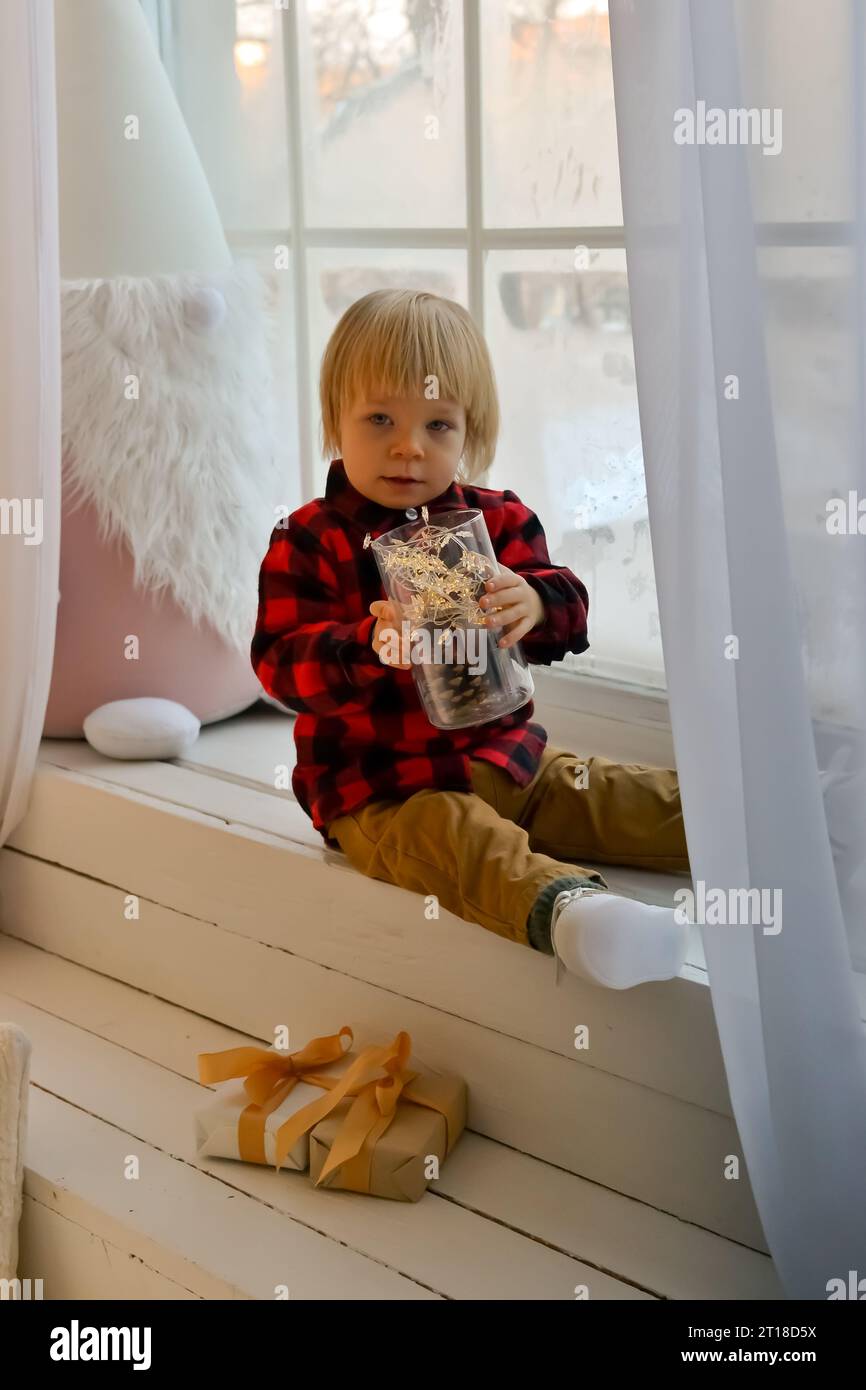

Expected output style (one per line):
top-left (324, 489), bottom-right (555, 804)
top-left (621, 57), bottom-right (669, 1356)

top-left (2, 711), bottom-right (763, 1249)
top-left (6, 703), bottom-right (861, 1251)
top-left (531, 666), bottom-right (673, 767)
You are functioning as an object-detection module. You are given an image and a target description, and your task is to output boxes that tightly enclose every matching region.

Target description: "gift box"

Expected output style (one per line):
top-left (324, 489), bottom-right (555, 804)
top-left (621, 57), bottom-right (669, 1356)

top-left (195, 1027), bottom-right (467, 1201)
top-left (195, 1026), bottom-right (356, 1171)
top-left (309, 1075), bottom-right (466, 1201)
top-left (306, 1031), bottom-right (468, 1202)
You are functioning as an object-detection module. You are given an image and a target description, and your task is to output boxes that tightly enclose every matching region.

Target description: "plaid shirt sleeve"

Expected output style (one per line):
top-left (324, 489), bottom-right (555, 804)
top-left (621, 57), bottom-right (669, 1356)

top-left (250, 517), bottom-right (389, 715)
top-left (493, 490), bottom-right (590, 665)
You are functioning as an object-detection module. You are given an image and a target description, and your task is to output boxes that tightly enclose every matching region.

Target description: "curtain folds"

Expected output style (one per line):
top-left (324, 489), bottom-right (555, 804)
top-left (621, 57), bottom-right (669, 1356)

top-left (0, 0), bottom-right (61, 847)
top-left (610, 0), bottom-right (866, 1297)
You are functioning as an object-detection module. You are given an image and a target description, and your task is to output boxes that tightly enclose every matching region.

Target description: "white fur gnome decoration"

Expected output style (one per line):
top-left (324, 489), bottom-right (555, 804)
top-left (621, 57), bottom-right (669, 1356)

top-left (44, 0), bottom-right (287, 749)
top-left (59, 261), bottom-right (282, 657)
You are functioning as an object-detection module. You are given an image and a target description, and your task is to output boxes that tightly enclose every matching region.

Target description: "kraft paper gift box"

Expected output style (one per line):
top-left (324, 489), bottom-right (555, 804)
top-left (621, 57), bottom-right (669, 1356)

top-left (194, 1026), bottom-right (356, 1172)
top-left (303, 1031), bottom-right (468, 1202)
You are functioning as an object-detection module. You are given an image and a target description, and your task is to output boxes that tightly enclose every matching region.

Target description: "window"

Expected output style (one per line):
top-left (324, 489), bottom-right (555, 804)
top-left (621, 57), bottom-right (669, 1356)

top-left (144, 0), bottom-right (666, 693)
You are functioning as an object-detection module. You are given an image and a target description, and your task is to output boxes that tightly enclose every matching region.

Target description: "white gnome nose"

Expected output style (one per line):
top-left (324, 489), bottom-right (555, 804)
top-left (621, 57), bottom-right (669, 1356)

top-left (185, 287), bottom-right (228, 334)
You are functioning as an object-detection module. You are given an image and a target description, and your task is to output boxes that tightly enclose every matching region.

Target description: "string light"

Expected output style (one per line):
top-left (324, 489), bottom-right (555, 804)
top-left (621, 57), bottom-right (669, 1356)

top-left (372, 512), bottom-right (495, 642)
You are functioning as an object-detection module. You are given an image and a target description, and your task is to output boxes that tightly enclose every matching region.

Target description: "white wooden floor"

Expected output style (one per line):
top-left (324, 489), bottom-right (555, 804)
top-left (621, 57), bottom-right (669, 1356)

top-left (2, 702), bottom-right (787, 1300)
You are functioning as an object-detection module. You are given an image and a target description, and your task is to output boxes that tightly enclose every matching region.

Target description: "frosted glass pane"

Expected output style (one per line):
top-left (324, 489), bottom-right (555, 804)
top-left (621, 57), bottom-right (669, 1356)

top-left (307, 248), bottom-right (468, 492)
top-left (230, 243), bottom-right (302, 515)
top-left (485, 248), bottom-right (664, 687)
top-left (481, 0), bottom-right (622, 229)
top-left (170, 0), bottom-right (291, 231)
top-left (298, 0), bottom-right (465, 227)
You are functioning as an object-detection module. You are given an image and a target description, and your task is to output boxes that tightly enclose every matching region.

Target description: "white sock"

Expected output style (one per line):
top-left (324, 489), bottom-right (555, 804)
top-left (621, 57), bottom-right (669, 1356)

top-left (551, 889), bottom-right (690, 990)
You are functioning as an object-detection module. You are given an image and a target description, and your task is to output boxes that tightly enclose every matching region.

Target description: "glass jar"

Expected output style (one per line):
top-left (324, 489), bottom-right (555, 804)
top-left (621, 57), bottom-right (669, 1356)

top-left (371, 508), bottom-right (535, 730)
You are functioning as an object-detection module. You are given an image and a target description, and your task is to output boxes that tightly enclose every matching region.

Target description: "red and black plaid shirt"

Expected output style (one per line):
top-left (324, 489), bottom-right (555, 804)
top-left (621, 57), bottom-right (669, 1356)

top-left (251, 458), bottom-right (590, 846)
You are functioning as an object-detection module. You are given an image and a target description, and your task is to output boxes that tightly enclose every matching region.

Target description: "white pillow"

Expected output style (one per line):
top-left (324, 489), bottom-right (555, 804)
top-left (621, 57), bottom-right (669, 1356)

top-left (83, 698), bottom-right (201, 760)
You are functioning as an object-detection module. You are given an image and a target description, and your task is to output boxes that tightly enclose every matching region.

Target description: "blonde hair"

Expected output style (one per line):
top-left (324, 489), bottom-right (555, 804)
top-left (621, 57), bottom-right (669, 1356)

top-left (319, 288), bottom-right (499, 482)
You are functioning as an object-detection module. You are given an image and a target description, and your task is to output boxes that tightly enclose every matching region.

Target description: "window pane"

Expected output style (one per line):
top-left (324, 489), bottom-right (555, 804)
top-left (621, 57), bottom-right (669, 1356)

top-left (307, 249), bottom-right (468, 491)
top-left (298, 0), bottom-right (465, 227)
top-left (481, 0), bottom-right (622, 229)
top-left (224, 241), bottom-right (302, 516)
top-left (169, 0), bottom-right (291, 231)
top-left (485, 248), bottom-right (664, 687)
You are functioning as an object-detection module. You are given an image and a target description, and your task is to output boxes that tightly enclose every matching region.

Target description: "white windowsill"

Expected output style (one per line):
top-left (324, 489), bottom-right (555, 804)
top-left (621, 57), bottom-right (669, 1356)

top-left (529, 665), bottom-right (675, 769)
top-left (532, 664), bottom-right (671, 728)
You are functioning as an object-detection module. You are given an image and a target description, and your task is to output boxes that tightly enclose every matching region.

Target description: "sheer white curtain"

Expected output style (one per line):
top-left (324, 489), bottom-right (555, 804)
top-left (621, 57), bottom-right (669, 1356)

top-left (0, 0), bottom-right (61, 847)
top-left (610, 0), bottom-right (866, 1298)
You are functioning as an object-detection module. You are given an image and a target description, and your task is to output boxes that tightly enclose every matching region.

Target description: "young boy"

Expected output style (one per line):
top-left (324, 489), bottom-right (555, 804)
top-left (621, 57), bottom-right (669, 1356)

top-left (251, 289), bottom-right (691, 990)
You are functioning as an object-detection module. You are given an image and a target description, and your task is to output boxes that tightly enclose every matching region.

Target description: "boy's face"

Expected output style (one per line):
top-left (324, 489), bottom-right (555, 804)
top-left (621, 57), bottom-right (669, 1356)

top-left (339, 392), bottom-right (467, 510)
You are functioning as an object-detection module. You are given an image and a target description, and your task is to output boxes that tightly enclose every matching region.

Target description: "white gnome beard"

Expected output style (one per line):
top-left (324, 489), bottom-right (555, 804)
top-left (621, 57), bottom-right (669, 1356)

top-left (59, 258), bottom-right (285, 653)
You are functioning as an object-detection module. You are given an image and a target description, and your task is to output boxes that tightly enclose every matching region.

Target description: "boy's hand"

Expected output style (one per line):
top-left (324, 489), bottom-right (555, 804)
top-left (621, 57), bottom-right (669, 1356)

top-left (479, 569), bottom-right (545, 649)
top-left (369, 600), bottom-right (412, 669)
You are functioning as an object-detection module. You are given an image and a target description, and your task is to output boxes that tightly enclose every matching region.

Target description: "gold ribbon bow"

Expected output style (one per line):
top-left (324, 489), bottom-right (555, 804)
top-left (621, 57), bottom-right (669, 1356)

top-left (198, 1027), bottom-right (459, 1189)
top-left (197, 1025), bottom-right (355, 1167)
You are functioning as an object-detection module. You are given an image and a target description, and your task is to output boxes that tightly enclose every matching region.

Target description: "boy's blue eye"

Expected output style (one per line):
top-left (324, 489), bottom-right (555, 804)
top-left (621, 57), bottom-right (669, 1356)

top-left (367, 413), bottom-right (452, 431)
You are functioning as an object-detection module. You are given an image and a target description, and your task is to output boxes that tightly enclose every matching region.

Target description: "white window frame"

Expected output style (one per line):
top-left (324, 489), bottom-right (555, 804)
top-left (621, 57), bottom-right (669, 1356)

top-left (145, 0), bottom-right (675, 753)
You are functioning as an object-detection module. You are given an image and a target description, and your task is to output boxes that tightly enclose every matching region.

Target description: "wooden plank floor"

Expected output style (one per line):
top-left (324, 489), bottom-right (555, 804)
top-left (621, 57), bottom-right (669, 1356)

top-left (0, 707), bottom-right (792, 1296)
top-left (4, 938), bottom-right (782, 1300)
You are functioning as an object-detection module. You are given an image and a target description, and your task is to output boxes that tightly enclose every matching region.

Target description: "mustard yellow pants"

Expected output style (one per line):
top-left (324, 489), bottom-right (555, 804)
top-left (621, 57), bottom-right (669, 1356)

top-left (326, 744), bottom-right (690, 953)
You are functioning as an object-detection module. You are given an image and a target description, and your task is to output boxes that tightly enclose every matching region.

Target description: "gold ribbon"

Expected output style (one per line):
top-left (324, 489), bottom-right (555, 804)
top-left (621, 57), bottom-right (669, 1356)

top-left (197, 1025), bottom-right (355, 1167)
top-left (198, 1027), bottom-right (461, 1189)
